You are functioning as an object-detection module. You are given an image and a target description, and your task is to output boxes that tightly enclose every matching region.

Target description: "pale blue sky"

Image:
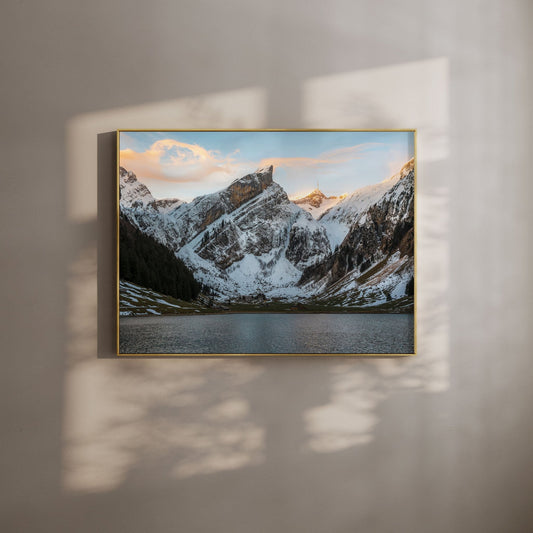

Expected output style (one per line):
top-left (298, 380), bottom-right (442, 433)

top-left (120, 131), bottom-right (414, 201)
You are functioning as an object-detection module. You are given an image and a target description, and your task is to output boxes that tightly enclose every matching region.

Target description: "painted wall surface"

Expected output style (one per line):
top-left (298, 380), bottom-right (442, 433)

top-left (1, 1), bottom-right (532, 532)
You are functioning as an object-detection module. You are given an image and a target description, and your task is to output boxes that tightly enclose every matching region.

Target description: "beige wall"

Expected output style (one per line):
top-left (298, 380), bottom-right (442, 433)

top-left (1, 1), bottom-right (532, 532)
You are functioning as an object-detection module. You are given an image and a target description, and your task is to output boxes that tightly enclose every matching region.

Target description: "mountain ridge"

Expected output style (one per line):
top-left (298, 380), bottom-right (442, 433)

top-left (300, 158), bottom-right (415, 307)
top-left (119, 160), bottom-right (414, 307)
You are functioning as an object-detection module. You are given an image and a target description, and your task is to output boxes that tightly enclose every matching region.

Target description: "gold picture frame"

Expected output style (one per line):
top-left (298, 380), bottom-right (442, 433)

top-left (117, 129), bottom-right (417, 356)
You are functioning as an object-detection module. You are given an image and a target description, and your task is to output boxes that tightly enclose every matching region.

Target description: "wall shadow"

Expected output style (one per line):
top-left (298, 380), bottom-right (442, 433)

top-left (97, 132), bottom-right (118, 358)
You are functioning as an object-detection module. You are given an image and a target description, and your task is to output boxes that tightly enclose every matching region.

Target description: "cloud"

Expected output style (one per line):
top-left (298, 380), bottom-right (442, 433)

top-left (119, 139), bottom-right (386, 200)
top-left (120, 139), bottom-right (243, 184)
top-left (321, 142), bottom-right (382, 160)
top-left (121, 140), bottom-right (382, 185)
top-left (258, 143), bottom-right (381, 170)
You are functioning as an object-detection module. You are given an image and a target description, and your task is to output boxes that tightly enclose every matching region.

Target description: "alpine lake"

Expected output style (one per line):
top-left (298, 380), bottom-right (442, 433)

top-left (119, 311), bottom-right (414, 355)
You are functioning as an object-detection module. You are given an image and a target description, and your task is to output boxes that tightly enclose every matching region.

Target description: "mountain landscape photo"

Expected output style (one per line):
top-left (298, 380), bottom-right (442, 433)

top-left (118, 130), bottom-right (415, 355)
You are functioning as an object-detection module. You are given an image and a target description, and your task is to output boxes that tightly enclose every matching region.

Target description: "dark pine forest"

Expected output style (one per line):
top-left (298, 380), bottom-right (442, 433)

top-left (120, 215), bottom-right (201, 301)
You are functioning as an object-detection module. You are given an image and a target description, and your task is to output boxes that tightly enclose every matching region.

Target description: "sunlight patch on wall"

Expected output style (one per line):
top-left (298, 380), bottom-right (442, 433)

top-left (303, 57), bottom-right (449, 163)
top-left (305, 376), bottom-right (381, 452)
top-left (302, 58), bottom-right (450, 453)
top-left (63, 254), bottom-right (265, 493)
top-left (64, 87), bottom-right (267, 493)
top-left (66, 87), bottom-right (267, 222)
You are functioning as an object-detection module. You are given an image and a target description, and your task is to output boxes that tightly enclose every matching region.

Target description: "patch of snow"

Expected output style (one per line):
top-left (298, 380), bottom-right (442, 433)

top-left (153, 298), bottom-right (181, 307)
top-left (320, 218), bottom-right (350, 249)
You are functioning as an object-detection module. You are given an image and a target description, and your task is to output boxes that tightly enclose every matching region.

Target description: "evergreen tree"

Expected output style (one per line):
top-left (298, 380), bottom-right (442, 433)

top-left (119, 214), bottom-right (201, 301)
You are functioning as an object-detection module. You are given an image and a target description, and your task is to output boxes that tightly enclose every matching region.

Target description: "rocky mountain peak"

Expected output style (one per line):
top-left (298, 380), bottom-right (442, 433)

top-left (255, 165), bottom-right (274, 179)
top-left (294, 189), bottom-right (327, 208)
top-left (399, 158), bottom-right (415, 178)
top-left (231, 165), bottom-right (273, 187)
top-left (293, 188), bottom-right (345, 219)
top-left (119, 166), bottom-right (137, 183)
top-left (119, 166), bottom-right (157, 210)
top-left (227, 165), bottom-right (274, 210)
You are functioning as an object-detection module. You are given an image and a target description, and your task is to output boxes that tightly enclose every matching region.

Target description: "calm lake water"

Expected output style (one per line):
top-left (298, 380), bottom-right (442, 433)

top-left (119, 313), bottom-right (414, 354)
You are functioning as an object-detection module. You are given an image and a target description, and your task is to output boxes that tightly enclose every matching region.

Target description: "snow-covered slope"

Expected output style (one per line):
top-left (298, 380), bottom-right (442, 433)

top-left (293, 189), bottom-right (345, 219)
top-left (318, 159), bottom-right (414, 248)
top-left (310, 252), bottom-right (413, 308)
top-left (120, 280), bottom-right (204, 316)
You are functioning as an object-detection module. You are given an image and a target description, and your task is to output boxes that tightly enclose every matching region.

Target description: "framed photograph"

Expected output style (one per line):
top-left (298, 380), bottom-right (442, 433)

top-left (117, 130), bottom-right (416, 356)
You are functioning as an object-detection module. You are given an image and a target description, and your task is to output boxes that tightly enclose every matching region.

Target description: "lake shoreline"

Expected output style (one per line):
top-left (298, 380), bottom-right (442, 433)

top-left (121, 309), bottom-right (414, 318)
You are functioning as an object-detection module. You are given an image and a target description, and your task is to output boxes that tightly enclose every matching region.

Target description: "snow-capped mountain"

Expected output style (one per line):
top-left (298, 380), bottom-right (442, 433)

top-left (178, 181), bottom-right (331, 298)
top-left (299, 158), bottom-right (415, 307)
top-left (120, 165), bottom-right (278, 251)
top-left (120, 167), bottom-right (159, 211)
top-left (293, 189), bottom-right (345, 219)
top-left (120, 167), bottom-right (184, 212)
top-left (120, 166), bottom-right (332, 298)
top-left (119, 159), bottom-right (415, 307)
top-left (120, 167), bottom-right (184, 251)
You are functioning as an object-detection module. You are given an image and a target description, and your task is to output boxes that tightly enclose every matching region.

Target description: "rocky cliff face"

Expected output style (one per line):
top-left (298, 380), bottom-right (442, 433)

top-left (178, 182), bottom-right (332, 297)
top-left (167, 165), bottom-right (275, 247)
top-left (331, 160), bottom-right (414, 282)
top-left (227, 166), bottom-right (273, 208)
top-left (119, 165), bottom-right (275, 251)
top-left (186, 166), bottom-right (274, 237)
